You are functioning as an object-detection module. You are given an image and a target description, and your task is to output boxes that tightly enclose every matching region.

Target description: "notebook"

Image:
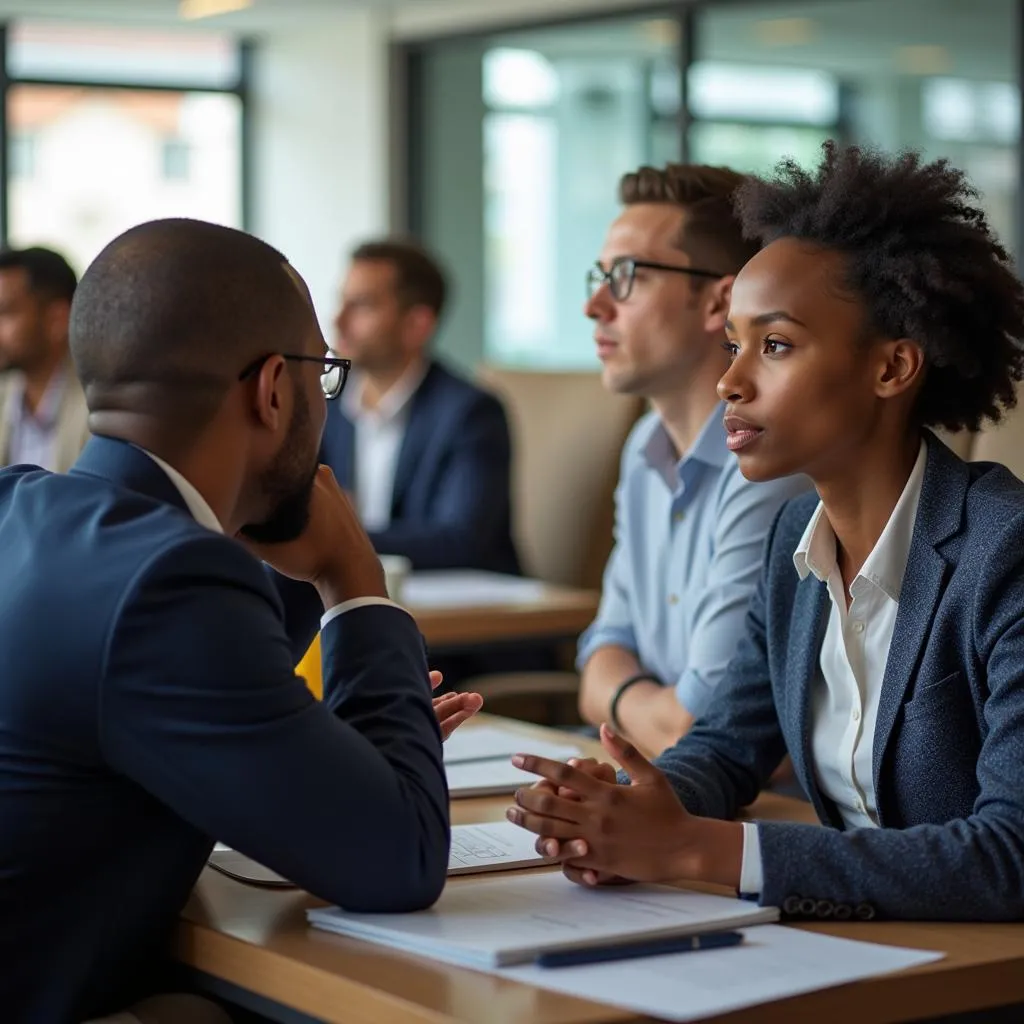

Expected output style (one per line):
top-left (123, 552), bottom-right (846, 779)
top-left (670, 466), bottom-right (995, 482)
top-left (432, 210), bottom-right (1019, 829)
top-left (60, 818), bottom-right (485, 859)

top-left (446, 747), bottom-right (581, 798)
top-left (208, 822), bottom-right (551, 888)
top-left (444, 724), bottom-right (582, 765)
top-left (307, 870), bottom-right (780, 968)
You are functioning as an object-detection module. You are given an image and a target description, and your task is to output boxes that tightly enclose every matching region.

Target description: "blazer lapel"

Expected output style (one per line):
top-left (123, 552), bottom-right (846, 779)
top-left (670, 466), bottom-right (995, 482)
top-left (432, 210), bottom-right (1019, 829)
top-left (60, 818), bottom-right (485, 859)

top-left (390, 363), bottom-right (438, 515)
top-left (872, 435), bottom-right (965, 801)
top-left (324, 402), bottom-right (356, 491)
top-left (788, 576), bottom-right (844, 827)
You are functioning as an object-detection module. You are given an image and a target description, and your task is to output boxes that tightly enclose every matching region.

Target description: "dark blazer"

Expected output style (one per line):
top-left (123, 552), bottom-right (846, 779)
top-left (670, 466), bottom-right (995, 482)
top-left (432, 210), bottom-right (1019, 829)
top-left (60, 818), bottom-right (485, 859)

top-left (320, 360), bottom-right (520, 574)
top-left (655, 433), bottom-right (1024, 922)
top-left (0, 437), bottom-right (449, 1023)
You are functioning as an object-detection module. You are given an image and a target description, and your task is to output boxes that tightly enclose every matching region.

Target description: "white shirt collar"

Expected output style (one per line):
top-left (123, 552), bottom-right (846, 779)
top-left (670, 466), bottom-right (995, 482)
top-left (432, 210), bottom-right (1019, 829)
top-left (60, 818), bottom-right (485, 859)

top-left (142, 449), bottom-right (224, 534)
top-left (341, 358), bottom-right (428, 425)
top-left (793, 440), bottom-right (927, 601)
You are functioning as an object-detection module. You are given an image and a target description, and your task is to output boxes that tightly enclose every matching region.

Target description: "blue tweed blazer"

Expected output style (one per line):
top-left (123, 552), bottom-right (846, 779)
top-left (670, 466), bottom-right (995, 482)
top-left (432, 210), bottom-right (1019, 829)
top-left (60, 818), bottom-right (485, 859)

top-left (655, 432), bottom-right (1024, 921)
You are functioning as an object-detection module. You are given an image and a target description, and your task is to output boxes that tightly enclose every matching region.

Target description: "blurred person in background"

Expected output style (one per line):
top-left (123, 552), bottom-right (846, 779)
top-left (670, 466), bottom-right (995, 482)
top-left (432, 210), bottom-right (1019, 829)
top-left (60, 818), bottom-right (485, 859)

top-left (0, 245), bottom-right (87, 471)
top-left (323, 238), bottom-right (519, 575)
top-left (576, 164), bottom-right (808, 759)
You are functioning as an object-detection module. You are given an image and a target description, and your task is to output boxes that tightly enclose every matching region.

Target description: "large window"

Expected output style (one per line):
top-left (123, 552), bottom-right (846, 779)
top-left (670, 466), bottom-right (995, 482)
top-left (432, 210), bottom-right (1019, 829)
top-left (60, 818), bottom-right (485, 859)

top-left (693, 0), bottom-right (1019, 257)
top-left (405, 0), bottom-right (1022, 372)
top-left (2, 22), bottom-right (246, 276)
top-left (411, 15), bottom-right (682, 371)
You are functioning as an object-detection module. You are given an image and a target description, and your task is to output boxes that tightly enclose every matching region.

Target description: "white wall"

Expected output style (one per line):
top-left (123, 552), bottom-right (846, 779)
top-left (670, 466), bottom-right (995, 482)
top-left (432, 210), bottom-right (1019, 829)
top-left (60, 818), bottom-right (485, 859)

top-left (251, 7), bottom-right (389, 334)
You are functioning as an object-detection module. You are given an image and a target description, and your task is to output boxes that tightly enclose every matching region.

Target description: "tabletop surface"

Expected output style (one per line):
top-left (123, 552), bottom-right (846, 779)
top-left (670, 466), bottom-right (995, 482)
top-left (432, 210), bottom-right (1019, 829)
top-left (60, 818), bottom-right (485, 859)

top-left (177, 716), bottom-right (1024, 1024)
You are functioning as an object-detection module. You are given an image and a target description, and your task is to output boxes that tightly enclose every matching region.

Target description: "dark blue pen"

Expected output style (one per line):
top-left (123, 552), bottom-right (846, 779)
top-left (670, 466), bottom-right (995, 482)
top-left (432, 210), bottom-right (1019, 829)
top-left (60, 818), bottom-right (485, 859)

top-left (536, 930), bottom-right (745, 968)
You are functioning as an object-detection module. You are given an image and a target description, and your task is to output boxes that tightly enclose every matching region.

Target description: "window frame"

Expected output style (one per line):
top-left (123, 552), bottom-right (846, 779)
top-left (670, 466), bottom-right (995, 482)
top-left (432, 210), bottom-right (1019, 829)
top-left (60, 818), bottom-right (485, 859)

top-left (0, 23), bottom-right (254, 242)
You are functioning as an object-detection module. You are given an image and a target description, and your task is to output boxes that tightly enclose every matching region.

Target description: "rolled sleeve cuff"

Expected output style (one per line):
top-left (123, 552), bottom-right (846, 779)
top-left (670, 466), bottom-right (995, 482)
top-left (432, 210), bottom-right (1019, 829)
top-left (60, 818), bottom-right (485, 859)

top-left (575, 623), bottom-right (638, 672)
top-left (321, 596), bottom-right (409, 631)
top-left (739, 822), bottom-right (764, 896)
top-left (673, 668), bottom-right (716, 719)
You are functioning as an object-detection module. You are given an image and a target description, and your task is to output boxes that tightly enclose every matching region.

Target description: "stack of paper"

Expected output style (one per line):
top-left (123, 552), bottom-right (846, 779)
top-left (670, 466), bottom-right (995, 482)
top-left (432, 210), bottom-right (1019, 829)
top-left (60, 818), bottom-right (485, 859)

top-left (500, 925), bottom-right (944, 1022)
top-left (404, 571), bottom-right (547, 609)
top-left (307, 871), bottom-right (779, 968)
top-left (443, 724), bottom-right (582, 798)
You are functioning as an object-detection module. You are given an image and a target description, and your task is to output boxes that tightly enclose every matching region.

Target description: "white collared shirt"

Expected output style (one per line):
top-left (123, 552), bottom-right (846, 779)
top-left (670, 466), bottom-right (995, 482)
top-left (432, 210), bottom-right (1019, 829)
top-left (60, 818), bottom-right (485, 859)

top-left (740, 441), bottom-right (927, 894)
top-left (4, 366), bottom-right (67, 471)
top-left (141, 448), bottom-right (401, 630)
top-left (342, 360), bottom-right (427, 531)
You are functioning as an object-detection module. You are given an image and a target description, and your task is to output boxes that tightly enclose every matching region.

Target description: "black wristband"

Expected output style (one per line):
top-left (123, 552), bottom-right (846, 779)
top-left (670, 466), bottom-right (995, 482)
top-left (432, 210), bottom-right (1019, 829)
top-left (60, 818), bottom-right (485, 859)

top-left (608, 672), bottom-right (660, 732)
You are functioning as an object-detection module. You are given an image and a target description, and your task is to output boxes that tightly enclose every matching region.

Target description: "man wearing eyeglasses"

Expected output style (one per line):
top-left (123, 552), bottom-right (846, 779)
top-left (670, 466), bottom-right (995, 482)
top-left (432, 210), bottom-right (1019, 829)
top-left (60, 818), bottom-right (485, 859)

top-left (576, 164), bottom-right (809, 759)
top-left (0, 219), bottom-right (481, 1024)
top-left (324, 239), bottom-right (519, 575)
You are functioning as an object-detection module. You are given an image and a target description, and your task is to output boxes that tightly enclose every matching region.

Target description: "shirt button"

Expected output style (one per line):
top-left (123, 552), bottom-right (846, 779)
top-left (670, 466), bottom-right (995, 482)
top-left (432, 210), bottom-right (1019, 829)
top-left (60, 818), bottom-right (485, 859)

top-left (673, 511), bottom-right (684, 523)
top-left (668, 594), bottom-right (680, 606)
top-left (852, 621), bottom-right (865, 634)
top-left (852, 707), bottom-right (861, 722)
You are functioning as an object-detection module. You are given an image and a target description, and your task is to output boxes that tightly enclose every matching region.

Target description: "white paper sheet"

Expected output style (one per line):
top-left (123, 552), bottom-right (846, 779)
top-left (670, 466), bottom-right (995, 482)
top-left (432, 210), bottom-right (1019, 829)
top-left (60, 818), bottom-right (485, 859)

top-left (307, 871), bottom-right (778, 967)
top-left (403, 570), bottom-right (548, 609)
top-left (501, 923), bottom-right (943, 1022)
top-left (445, 748), bottom-right (580, 797)
top-left (444, 725), bottom-right (582, 765)
top-left (448, 821), bottom-right (553, 875)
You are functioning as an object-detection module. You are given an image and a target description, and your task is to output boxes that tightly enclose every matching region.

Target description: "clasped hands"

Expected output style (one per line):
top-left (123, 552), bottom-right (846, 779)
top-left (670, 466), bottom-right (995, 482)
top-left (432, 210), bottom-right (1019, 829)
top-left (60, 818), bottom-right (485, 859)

top-left (505, 723), bottom-right (743, 890)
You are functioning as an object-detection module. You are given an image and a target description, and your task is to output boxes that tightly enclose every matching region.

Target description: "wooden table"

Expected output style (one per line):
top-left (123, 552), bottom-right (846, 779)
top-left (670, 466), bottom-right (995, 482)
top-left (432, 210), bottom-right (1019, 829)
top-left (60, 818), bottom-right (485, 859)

top-left (176, 717), bottom-right (1024, 1024)
top-left (409, 583), bottom-right (599, 649)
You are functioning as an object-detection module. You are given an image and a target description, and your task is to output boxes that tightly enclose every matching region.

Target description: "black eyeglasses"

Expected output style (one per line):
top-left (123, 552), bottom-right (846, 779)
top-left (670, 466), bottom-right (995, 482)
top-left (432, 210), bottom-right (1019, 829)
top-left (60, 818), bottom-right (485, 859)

top-left (237, 353), bottom-right (352, 400)
top-left (586, 256), bottom-right (726, 302)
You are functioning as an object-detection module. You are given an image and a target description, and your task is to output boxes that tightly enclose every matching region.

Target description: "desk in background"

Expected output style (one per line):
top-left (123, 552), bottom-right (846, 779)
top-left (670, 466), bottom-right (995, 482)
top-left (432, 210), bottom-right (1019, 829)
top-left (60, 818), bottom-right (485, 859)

top-left (297, 572), bottom-right (600, 698)
top-left (176, 716), bottom-right (1024, 1024)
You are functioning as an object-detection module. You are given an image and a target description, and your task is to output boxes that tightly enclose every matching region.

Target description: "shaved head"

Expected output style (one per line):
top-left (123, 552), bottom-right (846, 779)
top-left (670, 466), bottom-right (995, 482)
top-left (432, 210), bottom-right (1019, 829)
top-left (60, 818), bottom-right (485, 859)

top-left (70, 218), bottom-right (315, 440)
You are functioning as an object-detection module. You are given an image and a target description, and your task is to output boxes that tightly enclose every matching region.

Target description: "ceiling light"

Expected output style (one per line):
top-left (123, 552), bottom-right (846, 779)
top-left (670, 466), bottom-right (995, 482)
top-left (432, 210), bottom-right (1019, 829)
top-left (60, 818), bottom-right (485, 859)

top-left (755, 18), bottom-right (817, 47)
top-left (179, 0), bottom-right (252, 19)
top-left (894, 44), bottom-right (952, 75)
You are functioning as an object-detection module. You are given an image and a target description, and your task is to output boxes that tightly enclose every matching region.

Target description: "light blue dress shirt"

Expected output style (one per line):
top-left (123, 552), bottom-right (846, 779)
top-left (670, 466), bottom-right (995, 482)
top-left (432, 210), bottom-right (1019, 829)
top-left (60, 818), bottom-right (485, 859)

top-left (577, 403), bottom-right (810, 717)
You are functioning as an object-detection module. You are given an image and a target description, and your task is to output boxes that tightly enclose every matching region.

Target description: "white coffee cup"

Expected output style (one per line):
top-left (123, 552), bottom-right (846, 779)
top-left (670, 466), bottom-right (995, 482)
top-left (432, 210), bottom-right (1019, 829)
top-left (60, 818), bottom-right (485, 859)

top-left (379, 554), bottom-right (412, 603)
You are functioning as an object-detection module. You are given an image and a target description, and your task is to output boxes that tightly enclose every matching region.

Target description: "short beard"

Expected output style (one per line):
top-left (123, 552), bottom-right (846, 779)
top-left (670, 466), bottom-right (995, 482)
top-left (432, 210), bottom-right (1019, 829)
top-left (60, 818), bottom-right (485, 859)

top-left (239, 386), bottom-right (319, 545)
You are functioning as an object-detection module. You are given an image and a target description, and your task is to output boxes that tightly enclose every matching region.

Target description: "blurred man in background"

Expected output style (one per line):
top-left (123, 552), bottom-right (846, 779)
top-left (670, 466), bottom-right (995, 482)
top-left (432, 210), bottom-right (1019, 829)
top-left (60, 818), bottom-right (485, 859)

top-left (577, 164), bottom-right (808, 758)
top-left (0, 246), bottom-right (87, 472)
top-left (323, 239), bottom-right (519, 575)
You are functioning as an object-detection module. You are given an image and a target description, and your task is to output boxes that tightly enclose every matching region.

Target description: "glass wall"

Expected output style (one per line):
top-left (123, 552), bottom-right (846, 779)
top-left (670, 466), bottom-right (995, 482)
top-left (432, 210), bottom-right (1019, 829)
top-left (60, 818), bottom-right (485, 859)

top-left (692, 0), bottom-right (1019, 258)
top-left (407, 0), bottom-right (1021, 372)
top-left (2, 22), bottom-right (245, 276)
top-left (413, 14), bottom-right (682, 370)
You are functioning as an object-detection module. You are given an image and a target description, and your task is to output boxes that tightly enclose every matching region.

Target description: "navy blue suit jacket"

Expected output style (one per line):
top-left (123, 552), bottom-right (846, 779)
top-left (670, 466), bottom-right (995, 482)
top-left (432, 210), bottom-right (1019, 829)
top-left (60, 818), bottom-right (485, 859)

top-left (0, 437), bottom-right (449, 1023)
top-left (320, 360), bottom-right (520, 573)
top-left (656, 434), bottom-right (1024, 921)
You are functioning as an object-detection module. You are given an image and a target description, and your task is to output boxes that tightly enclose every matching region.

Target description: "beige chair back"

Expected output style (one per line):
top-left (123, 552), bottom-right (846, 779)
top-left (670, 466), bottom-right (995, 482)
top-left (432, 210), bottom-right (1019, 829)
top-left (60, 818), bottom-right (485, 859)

top-left (478, 367), bottom-right (643, 588)
top-left (970, 384), bottom-right (1024, 480)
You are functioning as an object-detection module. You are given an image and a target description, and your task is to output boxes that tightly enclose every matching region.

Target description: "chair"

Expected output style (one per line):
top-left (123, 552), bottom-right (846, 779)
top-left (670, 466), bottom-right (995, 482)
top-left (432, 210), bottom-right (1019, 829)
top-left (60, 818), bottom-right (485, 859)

top-left (938, 381), bottom-right (1024, 480)
top-left (461, 368), bottom-right (644, 723)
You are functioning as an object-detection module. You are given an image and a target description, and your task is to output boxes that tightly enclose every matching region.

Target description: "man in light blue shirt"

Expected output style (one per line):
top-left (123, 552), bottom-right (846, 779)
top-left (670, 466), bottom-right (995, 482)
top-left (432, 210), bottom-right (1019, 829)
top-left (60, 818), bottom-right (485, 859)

top-left (577, 163), bottom-right (808, 758)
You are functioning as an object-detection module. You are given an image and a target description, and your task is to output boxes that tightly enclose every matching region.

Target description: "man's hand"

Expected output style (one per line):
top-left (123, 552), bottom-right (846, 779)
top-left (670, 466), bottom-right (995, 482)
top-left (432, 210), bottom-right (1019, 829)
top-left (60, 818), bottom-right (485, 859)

top-left (506, 724), bottom-right (743, 888)
top-left (240, 465), bottom-right (387, 607)
top-left (429, 671), bottom-right (483, 741)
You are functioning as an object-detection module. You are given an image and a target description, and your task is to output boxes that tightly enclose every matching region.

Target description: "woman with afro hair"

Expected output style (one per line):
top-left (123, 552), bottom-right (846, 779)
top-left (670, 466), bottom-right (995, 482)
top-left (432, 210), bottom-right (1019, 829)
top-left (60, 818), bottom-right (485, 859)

top-left (508, 141), bottom-right (1024, 922)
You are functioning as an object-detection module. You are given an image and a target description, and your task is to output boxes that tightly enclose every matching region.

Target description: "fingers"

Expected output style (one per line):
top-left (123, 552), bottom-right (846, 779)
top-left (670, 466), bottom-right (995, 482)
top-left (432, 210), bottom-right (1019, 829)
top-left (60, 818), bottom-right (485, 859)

top-left (429, 670), bottom-right (444, 691)
top-left (438, 708), bottom-right (478, 741)
top-left (511, 754), bottom-right (611, 797)
top-left (562, 864), bottom-right (628, 888)
top-left (599, 723), bottom-right (656, 783)
top-left (506, 806), bottom-right (586, 838)
top-left (513, 783), bottom-right (589, 825)
top-left (536, 836), bottom-right (589, 859)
